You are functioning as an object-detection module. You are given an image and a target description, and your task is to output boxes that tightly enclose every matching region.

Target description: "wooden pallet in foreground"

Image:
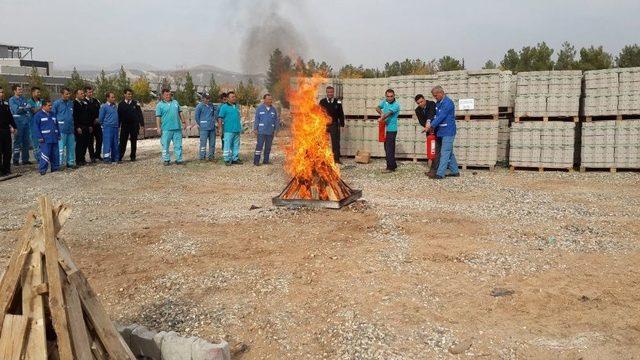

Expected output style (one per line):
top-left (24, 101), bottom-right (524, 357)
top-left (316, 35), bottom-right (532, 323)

top-left (509, 165), bottom-right (574, 172)
top-left (0, 196), bottom-right (135, 360)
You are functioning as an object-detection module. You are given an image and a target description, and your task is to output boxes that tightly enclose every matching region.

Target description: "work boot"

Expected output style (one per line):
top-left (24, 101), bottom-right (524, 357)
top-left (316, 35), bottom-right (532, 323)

top-left (163, 161), bottom-right (171, 166)
top-left (232, 160), bottom-right (243, 165)
top-left (23, 160), bottom-right (33, 165)
top-left (225, 161), bottom-right (232, 166)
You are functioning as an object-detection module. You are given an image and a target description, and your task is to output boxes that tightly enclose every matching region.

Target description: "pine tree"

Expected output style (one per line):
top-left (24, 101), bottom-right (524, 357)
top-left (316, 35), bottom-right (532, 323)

top-left (115, 66), bottom-right (131, 101)
top-left (132, 75), bottom-right (152, 104)
top-left (437, 56), bottom-right (464, 71)
top-left (578, 46), bottom-right (613, 71)
top-left (208, 74), bottom-right (221, 99)
top-left (180, 72), bottom-right (197, 107)
top-left (0, 75), bottom-right (10, 95)
top-left (28, 68), bottom-right (51, 99)
top-left (65, 67), bottom-right (86, 94)
top-left (483, 60), bottom-right (497, 69)
top-left (616, 44), bottom-right (640, 68)
top-left (266, 48), bottom-right (293, 107)
top-left (95, 70), bottom-right (117, 102)
top-left (555, 42), bottom-right (578, 70)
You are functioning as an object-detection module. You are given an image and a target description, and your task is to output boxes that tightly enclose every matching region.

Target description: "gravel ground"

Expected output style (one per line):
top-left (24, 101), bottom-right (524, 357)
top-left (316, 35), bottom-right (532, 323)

top-left (1, 135), bottom-right (639, 359)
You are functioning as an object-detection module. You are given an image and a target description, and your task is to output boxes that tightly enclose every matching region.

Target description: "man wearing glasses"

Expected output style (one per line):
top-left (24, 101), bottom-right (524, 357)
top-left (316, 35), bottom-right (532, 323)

top-left (376, 89), bottom-right (401, 173)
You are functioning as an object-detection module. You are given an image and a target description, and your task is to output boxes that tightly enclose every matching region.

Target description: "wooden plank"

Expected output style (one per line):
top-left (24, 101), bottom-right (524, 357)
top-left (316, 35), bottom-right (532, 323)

top-left (39, 196), bottom-right (74, 360)
top-left (67, 270), bottom-right (135, 359)
top-left (0, 314), bottom-right (29, 360)
top-left (62, 270), bottom-right (93, 360)
top-left (0, 212), bottom-right (36, 332)
top-left (22, 233), bottom-right (48, 360)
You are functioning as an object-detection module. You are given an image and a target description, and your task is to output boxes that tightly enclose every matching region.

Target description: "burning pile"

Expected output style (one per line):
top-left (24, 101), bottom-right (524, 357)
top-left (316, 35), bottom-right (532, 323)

top-left (273, 76), bottom-right (361, 208)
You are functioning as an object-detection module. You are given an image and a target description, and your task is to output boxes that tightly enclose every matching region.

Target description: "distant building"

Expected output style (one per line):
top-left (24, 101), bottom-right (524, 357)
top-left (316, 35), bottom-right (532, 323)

top-left (0, 43), bottom-right (69, 95)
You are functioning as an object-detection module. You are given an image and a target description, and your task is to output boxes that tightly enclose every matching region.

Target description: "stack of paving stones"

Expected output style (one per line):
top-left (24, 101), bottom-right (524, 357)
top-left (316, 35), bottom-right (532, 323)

top-left (454, 119), bottom-right (499, 169)
top-left (515, 71), bottom-right (582, 119)
top-left (461, 69), bottom-right (501, 116)
top-left (509, 121), bottom-right (576, 170)
top-left (499, 71), bottom-right (516, 110)
top-left (497, 117), bottom-right (511, 163)
top-left (581, 119), bottom-right (640, 170)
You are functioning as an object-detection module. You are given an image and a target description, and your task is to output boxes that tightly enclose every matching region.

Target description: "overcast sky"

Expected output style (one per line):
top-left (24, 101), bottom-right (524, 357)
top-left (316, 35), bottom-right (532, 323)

top-left (1, 0), bottom-right (638, 73)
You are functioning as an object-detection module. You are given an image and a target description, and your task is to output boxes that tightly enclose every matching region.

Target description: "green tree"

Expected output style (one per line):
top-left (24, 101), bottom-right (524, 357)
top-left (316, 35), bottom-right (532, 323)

top-left (115, 66), bottom-right (131, 101)
top-left (265, 48), bottom-right (293, 107)
top-left (132, 75), bottom-right (152, 104)
top-left (500, 49), bottom-right (520, 71)
top-left (616, 44), bottom-right (640, 68)
top-left (236, 79), bottom-right (260, 106)
top-left (177, 71), bottom-right (197, 107)
top-left (0, 75), bottom-right (10, 95)
top-left (65, 67), bottom-right (86, 94)
top-left (384, 61), bottom-right (401, 76)
top-left (95, 70), bottom-right (117, 102)
top-left (27, 67), bottom-right (51, 99)
top-left (483, 60), bottom-right (497, 69)
top-left (555, 42), bottom-right (578, 70)
top-left (338, 64), bottom-right (365, 78)
top-left (578, 46), bottom-right (613, 71)
top-left (207, 74), bottom-right (221, 99)
top-left (437, 56), bottom-right (464, 71)
top-left (500, 43), bottom-right (554, 72)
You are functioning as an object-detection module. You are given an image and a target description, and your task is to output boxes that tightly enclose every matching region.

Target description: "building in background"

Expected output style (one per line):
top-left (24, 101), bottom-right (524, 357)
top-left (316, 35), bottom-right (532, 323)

top-left (0, 43), bottom-right (69, 95)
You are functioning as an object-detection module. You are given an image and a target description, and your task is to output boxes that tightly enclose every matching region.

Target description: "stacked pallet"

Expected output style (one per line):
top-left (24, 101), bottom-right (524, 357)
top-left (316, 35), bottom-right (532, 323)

top-left (462, 70), bottom-right (501, 117)
top-left (509, 122), bottom-right (576, 170)
top-left (437, 70), bottom-right (468, 111)
top-left (341, 119), bottom-right (420, 159)
top-left (454, 120), bottom-right (499, 169)
top-left (584, 67), bottom-right (640, 117)
top-left (581, 119), bottom-right (640, 170)
top-left (515, 71), bottom-right (581, 119)
top-left (341, 78), bottom-right (366, 116)
top-left (497, 117), bottom-right (511, 163)
top-left (388, 76), bottom-right (415, 115)
top-left (499, 71), bottom-right (516, 109)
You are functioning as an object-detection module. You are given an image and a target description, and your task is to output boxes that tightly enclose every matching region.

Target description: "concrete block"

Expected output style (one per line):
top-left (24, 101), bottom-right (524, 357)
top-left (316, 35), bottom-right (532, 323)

top-left (115, 323), bottom-right (139, 349)
top-left (161, 331), bottom-right (196, 360)
top-left (131, 325), bottom-right (162, 359)
top-left (191, 338), bottom-right (231, 360)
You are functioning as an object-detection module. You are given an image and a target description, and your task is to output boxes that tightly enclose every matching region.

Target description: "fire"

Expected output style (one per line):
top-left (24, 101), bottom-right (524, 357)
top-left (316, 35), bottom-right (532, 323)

top-left (282, 75), bottom-right (351, 201)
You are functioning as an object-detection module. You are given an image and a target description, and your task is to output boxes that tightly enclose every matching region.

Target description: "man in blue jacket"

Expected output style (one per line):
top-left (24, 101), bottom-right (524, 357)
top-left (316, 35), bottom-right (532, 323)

top-left (53, 87), bottom-right (76, 169)
top-left (194, 94), bottom-right (216, 160)
top-left (253, 94), bottom-right (278, 166)
top-left (99, 92), bottom-right (120, 163)
top-left (217, 91), bottom-right (242, 166)
top-left (9, 85), bottom-right (32, 165)
top-left (427, 86), bottom-right (460, 179)
top-left (34, 99), bottom-right (60, 175)
top-left (155, 89), bottom-right (186, 165)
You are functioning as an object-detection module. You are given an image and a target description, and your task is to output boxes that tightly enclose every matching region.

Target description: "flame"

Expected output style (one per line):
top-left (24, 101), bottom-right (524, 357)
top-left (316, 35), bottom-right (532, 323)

top-left (283, 75), bottom-right (342, 200)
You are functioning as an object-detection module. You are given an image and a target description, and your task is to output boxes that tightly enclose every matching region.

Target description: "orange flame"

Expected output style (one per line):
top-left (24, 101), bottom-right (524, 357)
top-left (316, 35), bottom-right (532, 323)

top-left (284, 75), bottom-right (341, 200)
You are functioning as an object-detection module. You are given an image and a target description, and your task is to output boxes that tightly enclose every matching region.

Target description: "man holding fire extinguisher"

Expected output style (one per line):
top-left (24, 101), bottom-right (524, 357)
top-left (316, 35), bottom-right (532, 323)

top-left (414, 94), bottom-right (439, 176)
top-left (427, 86), bottom-right (460, 179)
top-left (376, 89), bottom-right (401, 173)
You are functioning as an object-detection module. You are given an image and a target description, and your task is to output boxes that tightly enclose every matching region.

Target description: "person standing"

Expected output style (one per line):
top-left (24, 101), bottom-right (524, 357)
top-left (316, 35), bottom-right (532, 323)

top-left (155, 89), bottom-right (186, 165)
top-left (0, 87), bottom-right (18, 176)
top-left (118, 88), bottom-right (144, 161)
top-left (9, 85), bottom-right (32, 165)
top-left (319, 86), bottom-right (345, 164)
top-left (34, 99), bottom-right (60, 175)
top-left (376, 89), bottom-right (401, 173)
top-left (217, 92), bottom-right (228, 153)
top-left (253, 93), bottom-right (278, 166)
top-left (415, 93), bottom-right (440, 177)
top-left (73, 89), bottom-right (92, 166)
top-left (427, 86), bottom-right (460, 179)
top-left (85, 85), bottom-right (102, 162)
top-left (53, 87), bottom-right (76, 169)
top-left (28, 86), bottom-right (43, 161)
top-left (217, 91), bottom-right (242, 166)
top-left (99, 92), bottom-right (120, 163)
top-left (194, 94), bottom-right (217, 161)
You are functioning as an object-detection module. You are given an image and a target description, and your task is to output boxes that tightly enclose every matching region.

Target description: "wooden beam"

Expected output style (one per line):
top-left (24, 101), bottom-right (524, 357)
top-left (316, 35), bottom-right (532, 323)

top-left (39, 196), bottom-right (74, 360)
top-left (0, 212), bottom-right (36, 332)
top-left (0, 314), bottom-right (29, 360)
top-left (67, 270), bottom-right (135, 359)
top-left (62, 269), bottom-right (93, 360)
top-left (22, 234), bottom-right (48, 360)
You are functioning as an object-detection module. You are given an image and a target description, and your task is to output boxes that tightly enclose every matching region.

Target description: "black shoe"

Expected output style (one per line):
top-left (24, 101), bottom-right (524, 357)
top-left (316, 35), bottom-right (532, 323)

top-left (117, 161), bottom-right (123, 164)
top-left (254, 163), bottom-right (261, 166)
top-left (176, 161), bottom-right (185, 165)
top-left (23, 160), bottom-right (33, 165)
top-left (130, 158), bottom-right (136, 162)
top-left (263, 161), bottom-right (272, 165)
top-left (40, 172), bottom-right (46, 176)
top-left (231, 160), bottom-right (243, 165)
top-left (447, 173), bottom-right (460, 177)
top-left (67, 165), bottom-right (77, 169)
top-left (12, 161), bottom-right (19, 166)
top-left (163, 161), bottom-right (171, 166)
top-left (96, 156), bottom-right (103, 161)
top-left (225, 161), bottom-right (232, 166)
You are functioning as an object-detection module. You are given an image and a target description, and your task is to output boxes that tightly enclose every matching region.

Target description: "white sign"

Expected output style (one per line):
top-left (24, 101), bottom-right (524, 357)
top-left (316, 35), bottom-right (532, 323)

top-left (458, 98), bottom-right (475, 110)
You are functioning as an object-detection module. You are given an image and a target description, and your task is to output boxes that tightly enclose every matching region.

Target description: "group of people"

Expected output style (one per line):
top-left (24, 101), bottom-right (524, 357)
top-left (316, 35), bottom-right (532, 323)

top-left (0, 84), bottom-right (145, 175)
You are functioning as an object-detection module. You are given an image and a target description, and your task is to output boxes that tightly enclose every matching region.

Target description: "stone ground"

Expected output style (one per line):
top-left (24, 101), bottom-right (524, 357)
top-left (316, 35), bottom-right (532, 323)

top-left (1, 136), bottom-right (639, 359)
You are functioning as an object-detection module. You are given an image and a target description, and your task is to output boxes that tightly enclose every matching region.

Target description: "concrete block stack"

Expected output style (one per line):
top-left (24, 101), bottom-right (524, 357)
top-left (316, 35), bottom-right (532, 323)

top-left (618, 67), bottom-right (640, 114)
top-left (615, 119), bottom-right (640, 168)
top-left (364, 78), bottom-right (389, 116)
top-left (581, 119), bottom-right (640, 169)
top-left (497, 117), bottom-right (511, 163)
top-left (437, 70), bottom-right (468, 109)
top-left (515, 71), bottom-right (549, 117)
top-left (396, 119), bottom-right (418, 158)
top-left (499, 71), bottom-right (516, 109)
top-left (413, 75), bottom-right (439, 98)
top-left (547, 70), bottom-right (582, 116)
top-left (462, 70), bottom-right (501, 116)
top-left (583, 69), bottom-right (619, 116)
top-left (453, 120), bottom-right (499, 167)
top-left (515, 71), bottom-right (581, 118)
top-left (510, 122), bottom-right (576, 169)
top-left (388, 76), bottom-right (416, 115)
top-left (341, 78), bottom-right (366, 115)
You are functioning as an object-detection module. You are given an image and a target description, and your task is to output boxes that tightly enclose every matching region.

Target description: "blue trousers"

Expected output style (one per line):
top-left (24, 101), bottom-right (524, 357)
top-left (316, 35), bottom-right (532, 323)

top-left (12, 120), bottom-right (31, 163)
top-left (198, 129), bottom-right (216, 160)
top-left (223, 132), bottom-right (240, 162)
top-left (436, 135), bottom-right (460, 177)
top-left (102, 126), bottom-right (120, 162)
top-left (30, 123), bottom-right (40, 161)
top-left (254, 134), bottom-right (274, 165)
top-left (161, 129), bottom-right (183, 162)
top-left (58, 133), bottom-right (76, 166)
top-left (38, 142), bottom-right (60, 174)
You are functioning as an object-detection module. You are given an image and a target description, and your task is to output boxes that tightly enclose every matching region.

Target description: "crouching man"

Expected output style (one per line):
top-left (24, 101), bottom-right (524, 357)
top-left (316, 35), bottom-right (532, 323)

top-left (34, 99), bottom-right (60, 175)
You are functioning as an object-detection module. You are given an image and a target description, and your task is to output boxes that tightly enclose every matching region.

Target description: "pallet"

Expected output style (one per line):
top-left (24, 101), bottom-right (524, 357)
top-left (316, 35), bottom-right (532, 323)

top-left (455, 114), bottom-right (499, 121)
top-left (584, 114), bottom-right (640, 122)
top-left (509, 165), bottom-right (574, 172)
top-left (499, 106), bottom-right (513, 114)
top-left (460, 164), bottom-right (495, 171)
top-left (579, 166), bottom-right (640, 173)
top-left (515, 116), bottom-right (578, 123)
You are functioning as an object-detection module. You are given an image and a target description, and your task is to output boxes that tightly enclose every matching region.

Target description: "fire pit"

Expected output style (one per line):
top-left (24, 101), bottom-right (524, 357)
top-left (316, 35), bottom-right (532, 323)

top-left (273, 76), bottom-right (362, 209)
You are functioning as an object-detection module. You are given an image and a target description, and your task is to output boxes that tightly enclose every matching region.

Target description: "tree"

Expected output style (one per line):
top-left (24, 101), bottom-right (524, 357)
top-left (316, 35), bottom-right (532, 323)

top-left (437, 56), bottom-right (464, 71)
top-left (95, 70), bottom-right (117, 102)
top-left (555, 42), bottom-right (578, 70)
top-left (338, 64), bottom-right (365, 78)
top-left (483, 60), bottom-right (497, 69)
top-left (384, 61), bottom-right (401, 76)
top-left (65, 67), bottom-right (86, 94)
top-left (578, 46), bottom-right (613, 71)
top-left (177, 71), bottom-right (197, 107)
top-left (616, 44), bottom-right (640, 68)
top-left (265, 48), bottom-right (293, 107)
top-left (501, 49), bottom-right (520, 72)
top-left (236, 79), bottom-right (260, 106)
top-left (27, 67), bottom-right (51, 99)
top-left (115, 66), bottom-right (131, 101)
top-left (0, 75), bottom-right (10, 95)
top-left (500, 43), bottom-right (554, 72)
top-left (132, 75), bottom-right (152, 104)
top-left (207, 74), bottom-right (221, 99)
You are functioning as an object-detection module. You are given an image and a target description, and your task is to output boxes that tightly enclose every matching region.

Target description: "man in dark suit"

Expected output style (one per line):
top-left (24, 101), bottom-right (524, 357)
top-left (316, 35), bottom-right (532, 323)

top-left (73, 89), bottom-right (92, 166)
top-left (319, 86), bottom-right (345, 164)
top-left (118, 88), bottom-right (145, 161)
top-left (85, 85), bottom-right (102, 162)
top-left (415, 94), bottom-right (440, 176)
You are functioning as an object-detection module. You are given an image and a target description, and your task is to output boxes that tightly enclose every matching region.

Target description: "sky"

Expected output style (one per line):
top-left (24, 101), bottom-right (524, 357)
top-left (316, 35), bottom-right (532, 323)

top-left (1, 0), bottom-right (639, 73)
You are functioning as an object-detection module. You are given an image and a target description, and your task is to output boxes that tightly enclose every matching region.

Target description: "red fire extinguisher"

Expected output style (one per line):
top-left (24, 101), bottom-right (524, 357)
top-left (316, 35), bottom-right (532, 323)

top-left (378, 120), bottom-right (386, 142)
top-left (426, 133), bottom-right (436, 160)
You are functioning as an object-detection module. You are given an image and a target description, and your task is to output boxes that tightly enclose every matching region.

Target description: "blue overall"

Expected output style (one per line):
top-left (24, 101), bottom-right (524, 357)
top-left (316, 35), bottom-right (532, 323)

top-left (28, 98), bottom-right (42, 160)
top-left (9, 96), bottom-right (31, 163)
top-left (155, 100), bottom-right (183, 162)
top-left (431, 96), bottom-right (459, 177)
top-left (34, 109), bottom-right (60, 174)
top-left (195, 101), bottom-right (216, 159)
top-left (53, 99), bottom-right (75, 166)
top-left (217, 103), bottom-right (242, 163)
top-left (99, 102), bottom-right (120, 162)
top-left (253, 104), bottom-right (279, 165)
